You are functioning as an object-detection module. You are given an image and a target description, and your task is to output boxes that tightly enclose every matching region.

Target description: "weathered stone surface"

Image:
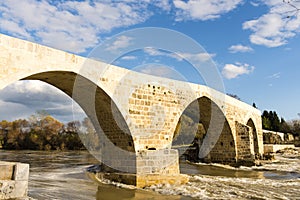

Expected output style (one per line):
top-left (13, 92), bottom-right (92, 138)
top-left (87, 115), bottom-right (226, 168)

top-left (14, 163), bottom-right (29, 181)
top-left (264, 144), bottom-right (295, 154)
top-left (263, 130), bottom-right (284, 144)
top-left (0, 161), bottom-right (29, 199)
top-left (236, 121), bottom-right (255, 161)
top-left (136, 149), bottom-right (179, 175)
top-left (87, 171), bottom-right (189, 188)
top-left (136, 174), bottom-right (189, 188)
top-left (0, 33), bottom-right (264, 186)
top-left (0, 164), bottom-right (14, 180)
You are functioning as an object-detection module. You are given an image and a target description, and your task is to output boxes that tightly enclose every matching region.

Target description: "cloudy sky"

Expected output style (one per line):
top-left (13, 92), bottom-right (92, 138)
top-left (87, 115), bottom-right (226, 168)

top-left (0, 0), bottom-right (300, 123)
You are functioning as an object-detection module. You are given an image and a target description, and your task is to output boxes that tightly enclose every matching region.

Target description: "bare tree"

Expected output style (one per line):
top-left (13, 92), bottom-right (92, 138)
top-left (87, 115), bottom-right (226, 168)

top-left (283, 0), bottom-right (300, 18)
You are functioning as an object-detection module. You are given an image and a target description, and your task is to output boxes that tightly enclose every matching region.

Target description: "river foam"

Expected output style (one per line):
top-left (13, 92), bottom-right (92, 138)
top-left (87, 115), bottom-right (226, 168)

top-left (0, 149), bottom-right (299, 199)
top-left (145, 174), bottom-right (300, 199)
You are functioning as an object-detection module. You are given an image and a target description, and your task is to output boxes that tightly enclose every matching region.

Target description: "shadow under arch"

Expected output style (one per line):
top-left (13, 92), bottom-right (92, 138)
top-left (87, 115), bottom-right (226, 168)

top-left (22, 71), bottom-right (136, 173)
top-left (172, 96), bottom-right (236, 165)
top-left (246, 118), bottom-right (259, 155)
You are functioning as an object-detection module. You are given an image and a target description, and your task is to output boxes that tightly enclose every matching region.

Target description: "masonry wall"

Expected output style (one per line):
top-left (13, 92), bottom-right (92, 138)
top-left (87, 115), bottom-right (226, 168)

top-left (224, 100), bottom-right (264, 157)
top-left (235, 121), bottom-right (255, 162)
top-left (136, 149), bottom-right (179, 175)
top-left (128, 84), bottom-right (182, 150)
top-left (208, 123), bottom-right (237, 164)
top-left (263, 144), bottom-right (295, 154)
top-left (0, 33), bottom-right (265, 175)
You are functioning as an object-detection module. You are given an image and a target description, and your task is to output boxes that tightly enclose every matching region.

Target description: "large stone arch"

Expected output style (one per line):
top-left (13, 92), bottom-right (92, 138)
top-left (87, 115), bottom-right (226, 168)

top-left (2, 70), bottom-right (136, 173)
top-left (172, 96), bottom-right (237, 165)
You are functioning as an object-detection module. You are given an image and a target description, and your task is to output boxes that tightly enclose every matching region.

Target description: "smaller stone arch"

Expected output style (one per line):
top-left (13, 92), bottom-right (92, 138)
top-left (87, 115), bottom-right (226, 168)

top-left (247, 118), bottom-right (259, 155)
top-left (172, 96), bottom-right (237, 165)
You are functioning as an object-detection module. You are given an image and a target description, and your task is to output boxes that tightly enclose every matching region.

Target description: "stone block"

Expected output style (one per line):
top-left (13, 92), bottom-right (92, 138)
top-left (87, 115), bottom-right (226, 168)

top-left (0, 180), bottom-right (28, 199)
top-left (14, 163), bottom-right (29, 181)
top-left (0, 164), bottom-right (14, 180)
top-left (88, 171), bottom-right (189, 188)
top-left (0, 33), bottom-right (266, 187)
top-left (136, 174), bottom-right (189, 188)
top-left (0, 161), bottom-right (29, 199)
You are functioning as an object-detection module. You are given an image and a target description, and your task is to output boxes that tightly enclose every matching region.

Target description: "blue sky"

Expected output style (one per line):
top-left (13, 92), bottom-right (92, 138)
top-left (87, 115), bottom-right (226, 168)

top-left (0, 0), bottom-right (299, 122)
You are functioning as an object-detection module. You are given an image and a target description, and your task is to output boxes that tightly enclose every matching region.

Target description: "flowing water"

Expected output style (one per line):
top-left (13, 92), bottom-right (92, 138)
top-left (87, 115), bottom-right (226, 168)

top-left (0, 149), bottom-right (299, 200)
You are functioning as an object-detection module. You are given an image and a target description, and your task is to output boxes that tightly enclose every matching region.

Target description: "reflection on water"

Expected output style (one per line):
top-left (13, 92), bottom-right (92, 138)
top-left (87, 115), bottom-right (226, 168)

top-left (0, 149), bottom-right (299, 199)
top-left (0, 150), bottom-right (99, 200)
top-left (95, 183), bottom-right (191, 200)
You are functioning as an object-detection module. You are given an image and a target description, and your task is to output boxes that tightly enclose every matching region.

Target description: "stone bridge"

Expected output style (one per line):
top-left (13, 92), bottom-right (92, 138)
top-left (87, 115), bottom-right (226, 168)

top-left (0, 34), bottom-right (263, 187)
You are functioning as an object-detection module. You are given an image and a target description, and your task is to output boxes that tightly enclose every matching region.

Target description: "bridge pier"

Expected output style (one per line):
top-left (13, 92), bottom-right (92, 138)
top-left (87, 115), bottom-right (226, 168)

top-left (136, 149), bottom-right (188, 187)
top-left (235, 121), bottom-right (257, 166)
top-left (0, 33), bottom-right (264, 188)
top-left (87, 148), bottom-right (189, 188)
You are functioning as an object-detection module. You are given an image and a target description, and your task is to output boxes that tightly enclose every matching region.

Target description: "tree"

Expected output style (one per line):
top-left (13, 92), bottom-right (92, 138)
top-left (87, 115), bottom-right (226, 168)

top-left (41, 115), bottom-right (63, 134)
top-left (283, 0), bottom-right (300, 18)
top-left (60, 120), bottom-right (84, 150)
top-left (289, 120), bottom-right (300, 137)
top-left (0, 113), bottom-right (85, 150)
top-left (227, 93), bottom-right (241, 100)
top-left (66, 121), bottom-right (81, 133)
top-left (271, 111), bottom-right (281, 131)
top-left (262, 111), bottom-right (271, 130)
top-left (279, 117), bottom-right (291, 133)
top-left (80, 117), bottom-right (99, 150)
top-left (262, 110), bottom-right (287, 132)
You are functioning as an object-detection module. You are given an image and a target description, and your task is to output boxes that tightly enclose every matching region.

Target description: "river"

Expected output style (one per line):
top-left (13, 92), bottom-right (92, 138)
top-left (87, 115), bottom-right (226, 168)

top-left (0, 149), bottom-right (299, 199)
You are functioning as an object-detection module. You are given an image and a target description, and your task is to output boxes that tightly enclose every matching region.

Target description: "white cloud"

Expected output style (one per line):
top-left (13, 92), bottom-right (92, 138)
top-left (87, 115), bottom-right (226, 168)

top-left (175, 52), bottom-right (216, 62)
top-left (0, 0), bottom-right (150, 53)
top-left (243, 1), bottom-right (300, 47)
top-left (0, 19), bottom-right (31, 39)
top-left (153, 0), bottom-right (172, 11)
top-left (250, 1), bottom-right (260, 7)
top-left (267, 72), bottom-right (281, 79)
top-left (0, 100), bottom-right (32, 121)
top-left (134, 64), bottom-right (185, 81)
top-left (106, 35), bottom-right (133, 52)
top-left (144, 47), bottom-right (164, 56)
top-left (1, 0), bottom-right (298, 53)
top-left (222, 63), bottom-right (255, 79)
top-left (173, 0), bottom-right (243, 21)
top-left (228, 44), bottom-right (253, 53)
top-left (143, 47), bottom-right (215, 63)
top-left (121, 55), bottom-right (137, 60)
top-left (0, 80), bottom-right (86, 123)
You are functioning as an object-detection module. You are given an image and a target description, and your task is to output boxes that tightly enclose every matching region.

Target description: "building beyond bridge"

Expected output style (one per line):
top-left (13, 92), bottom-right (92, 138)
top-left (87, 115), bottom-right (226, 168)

top-left (0, 34), bottom-right (263, 187)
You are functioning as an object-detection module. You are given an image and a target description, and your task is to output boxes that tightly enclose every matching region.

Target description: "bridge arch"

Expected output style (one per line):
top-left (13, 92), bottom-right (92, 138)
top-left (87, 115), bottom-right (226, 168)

top-left (0, 33), bottom-right (265, 186)
top-left (172, 96), bottom-right (236, 165)
top-left (2, 70), bottom-right (136, 173)
top-left (246, 118), bottom-right (259, 155)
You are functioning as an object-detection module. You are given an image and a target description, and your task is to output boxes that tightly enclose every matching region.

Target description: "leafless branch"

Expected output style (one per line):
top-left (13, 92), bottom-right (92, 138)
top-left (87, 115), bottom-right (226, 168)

top-left (283, 0), bottom-right (300, 18)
